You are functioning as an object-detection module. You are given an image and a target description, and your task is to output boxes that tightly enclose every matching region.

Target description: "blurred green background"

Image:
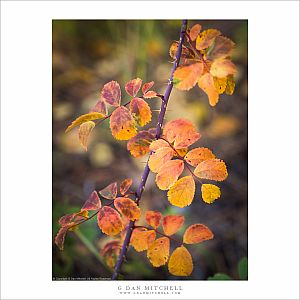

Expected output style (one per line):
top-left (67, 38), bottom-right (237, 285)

top-left (52, 20), bottom-right (248, 280)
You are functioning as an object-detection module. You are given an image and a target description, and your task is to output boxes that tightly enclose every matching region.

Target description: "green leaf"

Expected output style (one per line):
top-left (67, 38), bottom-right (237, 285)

top-left (208, 273), bottom-right (232, 280)
top-left (238, 257), bottom-right (248, 280)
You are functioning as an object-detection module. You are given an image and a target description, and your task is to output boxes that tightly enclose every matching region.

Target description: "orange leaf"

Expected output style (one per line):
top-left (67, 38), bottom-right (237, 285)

top-left (130, 97), bottom-right (152, 126)
top-left (100, 240), bottom-right (121, 268)
top-left (114, 197), bottom-right (141, 221)
top-left (198, 73), bottom-right (219, 106)
top-left (81, 190), bottom-right (101, 211)
top-left (99, 182), bottom-right (117, 199)
top-left (207, 36), bottom-right (235, 60)
top-left (167, 176), bottom-right (195, 208)
top-left (163, 119), bottom-right (201, 148)
top-left (55, 226), bottom-right (69, 251)
top-left (162, 215), bottom-right (185, 236)
top-left (130, 228), bottom-right (156, 252)
top-left (183, 224), bottom-right (214, 244)
top-left (120, 178), bottom-right (133, 195)
top-left (173, 62), bottom-right (203, 91)
top-left (149, 147), bottom-right (174, 173)
top-left (147, 237), bottom-right (170, 267)
top-left (110, 106), bottom-right (137, 140)
top-left (155, 159), bottom-right (184, 190)
top-left (184, 147), bottom-right (215, 167)
top-left (149, 139), bottom-right (169, 151)
top-left (78, 121), bottom-right (95, 151)
top-left (90, 98), bottom-right (108, 115)
top-left (194, 158), bottom-right (228, 181)
top-left (168, 245), bottom-right (193, 276)
top-left (65, 112), bottom-right (105, 133)
top-left (101, 80), bottom-right (121, 107)
top-left (196, 29), bottom-right (221, 50)
top-left (143, 91), bottom-right (157, 99)
top-left (145, 211), bottom-right (162, 229)
top-left (210, 58), bottom-right (237, 78)
top-left (127, 130), bottom-right (155, 157)
top-left (169, 41), bottom-right (195, 61)
top-left (125, 78), bottom-right (142, 97)
top-left (142, 81), bottom-right (154, 94)
top-left (189, 24), bottom-right (202, 41)
top-left (97, 206), bottom-right (124, 235)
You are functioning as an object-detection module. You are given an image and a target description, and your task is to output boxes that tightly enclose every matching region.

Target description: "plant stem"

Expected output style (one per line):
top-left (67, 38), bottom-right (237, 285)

top-left (111, 19), bottom-right (188, 280)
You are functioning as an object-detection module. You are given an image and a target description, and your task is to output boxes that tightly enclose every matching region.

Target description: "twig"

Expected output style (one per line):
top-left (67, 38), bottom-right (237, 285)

top-left (111, 19), bottom-right (188, 280)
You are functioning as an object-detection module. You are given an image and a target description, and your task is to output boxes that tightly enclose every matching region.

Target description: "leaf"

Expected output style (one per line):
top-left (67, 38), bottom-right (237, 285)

top-left (100, 240), bottom-right (121, 268)
top-left (81, 190), bottom-right (102, 211)
top-left (90, 99), bottom-right (108, 115)
top-left (142, 81), bottom-right (154, 94)
top-left (149, 139), bottom-right (169, 151)
top-left (155, 159), bottom-right (184, 190)
top-left (147, 237), bottom-right (170, 267)
top-left (201, 184), bottom-right (221, 204)
top-left (210, 58), bottom-right (237, 78)
top-left (168, 245), bottom-right (193, 276)
top-left (194, 158), bottom-right (228, 181)
top-left (206, 36), bottom-right (235, 60)
top-left (143, 91), bottom-right (157, 99)
top-left (169, 41), bottom-right (195, 60)
top-left (184, 147), bottom-right (215, 167)
top-left (78, 121), bottom-right (95, 151)
top-left (162, 215), bottom-right (185, 236)
top-left (114, 197), bottom-right (141, 221)
top-left (101, 80), bottom-right (121, 107)
top-left (196, 29), bottom-right (221, 50)
top-left (238, 257), bottom-right (248, 280)
top-left (130, 97), bottom-right (152, 126)
top-left (167, 176), bottom-right (195, 208)
top-left (65, 112), bottom-right (105, 133)
top-left (175, 147), bottom-right (188, 157)
top-left (58, 213), bottom-right (75, 227)
top-left (145, 211), bottom-right (162, 229)
top-left (208, 273), bottom-right (232, 280)
top-left (189, 24), bottom-right (202, 41)
top-left (125, 78), bottom-right (142, 97)
top-left (173, 62), bottom-right (203, 91)
top-left (183, 224), bottom-right (214, 244)
top-left (213, 77), bottom-right (228, 94)
top-left (148, 147), bottom-right (174, 173)
top-left (97, 206), bottom-right (124, 235)
top-left (130, 228), bottom-right (156, 252)
top-left (127, 130), bottom-right (155, 157)
top-left (225, 75), bottom-right (235, 95)
top-left (55, 226), bottom-right (69, 251)
top-left (99, 182), bottom-right (117, 199)
top-left (120, 178), bottom-right (133, 195)
top-left (163, 119), bottom-right (201, 149)
top-left (110, 106), bottom-right (137, 140)
top-left (198, 73), bottom-right (219, 106)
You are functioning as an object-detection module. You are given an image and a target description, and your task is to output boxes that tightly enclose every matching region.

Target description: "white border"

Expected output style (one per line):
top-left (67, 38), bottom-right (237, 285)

top-left (1, 1), bottom-right (299, 299)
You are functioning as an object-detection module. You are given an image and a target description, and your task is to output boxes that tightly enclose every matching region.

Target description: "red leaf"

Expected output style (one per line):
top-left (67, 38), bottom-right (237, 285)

top-left (142, 81), bottom-right (154, 94)
top-left (120, 178), bottom-right (133, 195)
top-left (130, 97), bottom-right (152, 126)
top-left (99, 182), bottom-right (117, 199)
top-left (127, 130), bottom-right (155, 157)
top-left (81, 191), bottom-right (101, 211)
top-left (125, 78), bottom-right (142, 97)
top-left (90, 99), bottom-right (108, 115)
top-left (101, 81), bottom-right (121, 107)
top-left (55, 226), bottom-right (69, 251)
top-left (145, 211), bottom-right (162, 229)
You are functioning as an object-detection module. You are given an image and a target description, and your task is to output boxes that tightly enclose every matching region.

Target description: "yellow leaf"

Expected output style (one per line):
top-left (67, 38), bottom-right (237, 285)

top-left (169, 41), bottom-right (195, 60)
top-left (127, 130), bottom-right (155, 158)
top-left (78, 121), bottom-right (95, 151)
top-left (184, 147), bottom-right (215, 167)
top-left (130, 228), bottom-right (156, 252)
top-left (194, 158), bottom-right (228, 181)
top-left (183, 224), bottom-right (214, 244)
top-left (155, 159), bottom-right (184, 190)
top-left (130, 97), bottom-right (152, 126)
top-left (114, 197), bottom-right (141, 221)
top-left (109, 106), bottom-right (137, 140)
top-left (210, 58), bottom-right (237, 78)
top-left (201, 184), bottom-right (221, 204)
top-left (162, 215), bottom-right (185, 236)
top-left (198, 73), bottom-right (219, 106)
top-left (196, 29), bottom-right (221, 50)
top-left (225, 75), bottom-right (235, 95)
top-left (168, 245), bottom-right (193, 276)
top-left (149, 147), bottom-right (174, 173)
top-left (173, 63), bottom-right (203, 91)
top-left (213, 77), bottom-right (227, 94)
top-left (65, 112), bottom-right (105, 133)
top-left (147, 237), bottom-right (170, 267)
top-left (167, 176), bottom-right (195, 208)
